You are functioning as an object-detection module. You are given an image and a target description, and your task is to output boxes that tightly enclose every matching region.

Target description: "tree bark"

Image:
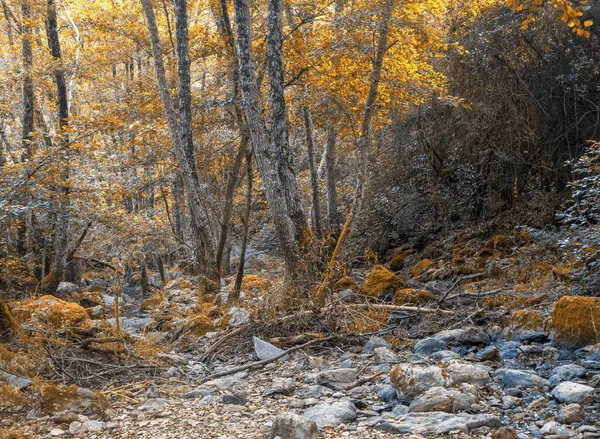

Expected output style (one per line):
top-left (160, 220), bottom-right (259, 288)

top-left (21, 1), bottom-right (34, 161)
top-left (325, 124), bottom-right (339, 233)
top-left (267, 0), bottom-right (308, 245)
top-left (231, 150), bottom-right (253, 302)
top-left (141, 0), bottom-right (218, 282)
top-left (45, 0), bottom-right (70, 294)
top-left (302, 106), bottom-right (322, 239)
top-left (233, 0), bottom-right (300, 278)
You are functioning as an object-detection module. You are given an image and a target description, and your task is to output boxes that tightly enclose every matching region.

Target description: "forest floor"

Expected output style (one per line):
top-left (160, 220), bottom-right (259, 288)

top-left (2, 226), bottom-right (600, 438)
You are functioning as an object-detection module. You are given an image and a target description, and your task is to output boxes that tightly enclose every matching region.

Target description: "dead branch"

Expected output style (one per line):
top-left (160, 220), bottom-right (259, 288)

top-left (269, 332), bottom-right (327, 347)
top-left (200, 335), bottom-right (338, 382)
top-left (343, 371), bottom-right (384, 391)
top-left (348, 303), bottom-right (455, 315)
top-left (437, 273), bottom-right (487, 305)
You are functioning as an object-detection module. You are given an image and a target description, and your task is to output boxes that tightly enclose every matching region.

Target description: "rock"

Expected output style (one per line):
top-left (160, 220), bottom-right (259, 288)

top-left (552, 381), bottom-right (594, 404)
top-left (253, 336), bottom-right (288, 361)
top-left (315, 368), bottom-right (357, 390)
top-left (558, 404), bottom-right (586, 424)
top-left (302, 385), bottom-right (332, 399)
top-left (0, 368), bottom-right (32, 390)
top-left (390, 364), bottom-right (450, 401)
top-left (229, 307), bottom-right (252, 326)
top-left (182, 389), bottom-right (213, 399)
top-left (477, 345), bottom-right (500, 361)
top-left (498, 341), bottom-right (520, 360)
top-left (164, 278), bottom-right (193, 290)
top-left (363, 336), bottom-right (393, 352)
top-left (551, 296), bottom-right (600, 349)
top-left (303, 401), bottom-right (357, 428)
top-left (492, 427), bottom-right (519, 439)
top-left (502, 395), bottom-right (522, 409)
top-left (430, 350), bottom-right (461, 362)
top-left (446, 362), bottom-right (491, 385)
top-left (69, 420), bottom-right (105, 434)
top-left (375, 384), bottom-right (399, 404)
top-left (394, 288), bottom-right (435, 305)
top-left (263, 378), bottom-right (296, 397)
top-left (549, 364), bottom-right (587, 387)
top-left (540, 421), bottom-right (576, 437)
top-left (12, 296), bottom-right (90, 329)
top-left (221, 392), bottom-right (247, 405)
top-left (526, 396), bottom-right (547, 410)
top-left (49, 429), bottom-right (65, 437)
top-left (408, 386), bottom-right (478, 413)
top-left (270, 413), bottom-right (320, 439)
top-left (414, 337), bottom-right (446, 355)
top-left (431, 326), bottom-right (489, 347)
top-left (339, 289), bottom-right (354, 302)
top-left (374, 413), bottom-right (501, 434)
top-left (373, 347), bottom-right (397, 363)
top-left (508, 309), bottom-right (547, 341)
top-left (360, 265), bottom-right (404, 299)
top-left (494, 368), bottom-right (550, 389)
top-left (57, 282), bottom-right (79, 295)
top-left (107, 317), bottom-right (152, 334)
top-left (41, 384), bottom-right (107, 415)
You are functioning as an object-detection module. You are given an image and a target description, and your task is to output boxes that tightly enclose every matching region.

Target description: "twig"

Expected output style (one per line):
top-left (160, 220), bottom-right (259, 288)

top-left (437, 273), bottom-right (486, 305)
top-left (200, 335), bottom-right (338, 382)
top-left (343, 371), bottom-right (384, 391)
top-left (348, 304), bottom-right (454, 315)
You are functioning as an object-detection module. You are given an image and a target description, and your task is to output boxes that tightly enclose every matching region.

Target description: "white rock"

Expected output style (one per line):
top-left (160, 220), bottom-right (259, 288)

top-left (270, 412), bottom-right (320, 439)
top-left (303, 401), bottom-right (357, 428)
top-left (552, 381), bottom-right (594, 405)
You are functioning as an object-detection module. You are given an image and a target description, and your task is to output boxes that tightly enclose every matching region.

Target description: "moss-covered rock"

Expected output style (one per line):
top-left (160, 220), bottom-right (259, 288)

top-left (394, 288), bottom-right (435, 305)
top-left (551, 296), bottom-right (600, 348)
top-left (389, 249), bottom-right (412, 272)
top-left (360, 265), bottom-right (404, 298)
top-left (334, 276), bottom-right (358, 291)
top-left (241, 274), bottom-right (272, 292)
top-left (12, 296), bottom-right (90, 329)
top-left (411, 259), bottom-right (433, 279)
top-left (40, 384), bottom-right (107, 415)
top-left (509, 309), bottom-right (545, 332)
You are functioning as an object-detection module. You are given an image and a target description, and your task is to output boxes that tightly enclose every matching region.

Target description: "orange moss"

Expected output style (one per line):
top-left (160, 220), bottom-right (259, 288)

top-left (140, 295), bottom-right (163, 312)
top-left (481, 293), bottom-right (549, 310)
top-left (509, 309), bottom-right (545, 331)
top-left (0, 345), bottom-right (41, 377)
top-left (184, 315), bottom-right (214, 337)
top-left (12, 296), bottom-right (90, 329)
top-left (493, 234), bottom-right (515, 249)
top-left (551, 296), bottom-right (600, 348)
top-left (394, 288), bottom-right (435, 305)
top-left (241, 274), bottom-right (272, 292)
top-left (411, 259), bottom-right (433, 279)
top-left (389, 250), bottom-right (412, 271)
top-left (334, 276), bottom-right (358, 291)
top-left (77, 291), bottom-right (103, 309)
top-left (361, 265), bottom-right (404, 298)
top-left (199, 293), bottom-right (216, 304)
top-left (0, 384), bottom-right (27, 409)
top-left (164, 278), bottom-right (193, 290)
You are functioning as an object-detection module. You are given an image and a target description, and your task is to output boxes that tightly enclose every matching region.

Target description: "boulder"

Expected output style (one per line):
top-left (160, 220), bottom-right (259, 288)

top-left (446, 362), bottom-right (492, 385)
top-left (494, 368), bottom-right (550, 389)
top-left (363, 336), bottom-right (393, 352)
top-left (414, 337), bottom-right (446, 355)
top-left (263, 378), bottom-right (296, 397)
top-left (508, 309), bottom-right (547, 341)
top-left (551, 296), bottom-right (600, 349)
top-left (360, 265), bottom-right (404, 299)
top-left (56, 282), bottom-right (79, 295)
top-left (241, 274), bottom-right (272, 292)
top-left (13, 296), bottom-right (90, 329)
top-left (303, 401), bottom-right (357, 428)
top-left (390, 364), bottom-right (450, 401)
top-left (558, 403), bottom-right (586, 424)
top-left (40, 384), bottom-right (107, 415)
top-left (270, 413), bottom-right (320, 439)
top-left (431, 326), bottom-right (489, 347)
top-left (229, 307), bottom-right (251, 326)
top-left (552, 381), bottom-right (594, 405)
top-left (315, 368), bottom-right (357, 390)
top-left (492, 427), bottom-right (519, 439)
top-left (408, 386), bottom-right (478, 413)
top-left (549, 364), bottom-right (587, 387)
top-left (477, 345), bottom-right (500, 361)
top-left (374, 413), bottom-right (502, 435)
top-left (253, 337), bottom-right (288, 361)
top-left (373, 347), bottom-right (397, 363)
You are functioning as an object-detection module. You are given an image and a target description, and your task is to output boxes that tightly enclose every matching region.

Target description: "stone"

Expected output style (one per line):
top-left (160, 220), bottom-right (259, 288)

top-left (0, 368), bottom-right (32, 390)
top-left (408, 387), bottom-right (478, 413)
top-left (263, 378), bottom-right (296, 397)
top-left (494, 368), bottom-right (550, 389)
top-left (414, 337), bottom-right (446, 355)
top-left (551, 296), bottom-right (600, 349)
top-left (253, 336), bottom-right (288, 361)
top-left (56, 282), bottom-right (79, 295)
top-left (315, 368), bottom-right (357, 390)
top-left (446, 362), bottom-right (491, 385)
top-left (540, 421), bottom-right (576, 437)
top-left (49, 429), bottom-right (65, 437)
top-left (302, 401), bottom-right (357, 428)
top-left (69, 420), bottom-right (105, 435)
top-left (492, 427), bottom-right (519, 439)
top-left (477, 345), bottom-right (500, 361)
top-left (390, 364), bottom-right (450, 401)
top-left (339, 289), bottom-right (354, 302)
top-left (502, 396), bottom-right (521, 409)
top-left (363, 336), bottom-right (392, 352)
top-left (302, 385), bottom-right (332, 399)
top-left (270, 413), bottom-right (320, 439)
top-left (552, 382), bottom-right (594, 405)
top-left (374, 413), bottom-right (501, 435)
top-left (229, 307), bottom-right (252, 326)
top-left (431, 326), bottom-right (489, 347)
top-left (375, 384), bottom-right (399, 404)
top-left (498, 342), bottom-right (520, 360)
top-left (360, 265), bottom-right (404, 298)
top-left (526, 396), bottom-right (547, 410)
top-left (558, 404), bottom-right (586, 425)
top-left (220, 392), bottom-right (247, 405)
top-left (373, 347), bottom-right (397, 363)
top-left (549, 364), bottom-right (587, 387)
top-left (107, 317), bottom-right (152, 334)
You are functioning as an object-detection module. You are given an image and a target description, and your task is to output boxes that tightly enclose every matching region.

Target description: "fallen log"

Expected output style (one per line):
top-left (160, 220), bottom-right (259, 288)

top-left (348, 303), bottom-right (455, 315)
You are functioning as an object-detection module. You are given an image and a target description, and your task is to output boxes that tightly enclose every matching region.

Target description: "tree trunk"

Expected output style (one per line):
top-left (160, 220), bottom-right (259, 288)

top-left (216, 132), bottom-right (248, 276)
top-left (267, 0), bottom-right (308, 245)
top-left (325, 124), bottom-right (339, 233)
top-left (141, 0), bottom-right (218, 283)
top-left (21, 1), bottom-right (34, 161)
top-left (172, 171), bottom-right (185, 241)
top-left (231, 150), bottom-right (253, 302)
top-left (355, 0), bottom-right (394, 214)
top-left (302, 106), bottom-right (322, 239)
top-left (45, 0), bottom-right (70, 294)
top-left (233, 0), bottom-right (300, 278)
top-left (140, 255), bottom-right (149, 299)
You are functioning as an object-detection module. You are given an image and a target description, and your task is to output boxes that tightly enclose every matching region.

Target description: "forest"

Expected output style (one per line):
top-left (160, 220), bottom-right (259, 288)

top-left (1, 0), bottom-right (600, 437)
